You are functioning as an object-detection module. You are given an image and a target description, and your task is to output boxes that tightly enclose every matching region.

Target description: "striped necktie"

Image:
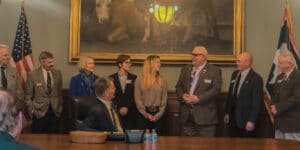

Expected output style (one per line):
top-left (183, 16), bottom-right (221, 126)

top-left (1, 66), bottom-right (7, 89)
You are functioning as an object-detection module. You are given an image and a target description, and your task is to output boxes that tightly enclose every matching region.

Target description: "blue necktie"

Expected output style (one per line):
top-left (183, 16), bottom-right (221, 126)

top-left (1, 66), bottom-right (7, 89)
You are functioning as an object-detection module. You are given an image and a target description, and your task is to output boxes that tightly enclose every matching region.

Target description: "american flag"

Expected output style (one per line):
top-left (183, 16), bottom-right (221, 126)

top-left (265, 0), bottom-right (300, 124)
top-left (11, 5), bottom-right (34, 88)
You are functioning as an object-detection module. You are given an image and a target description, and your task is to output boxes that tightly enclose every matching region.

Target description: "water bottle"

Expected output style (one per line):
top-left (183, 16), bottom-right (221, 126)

top-left (151, 129), bottom-right (157, 143)
top-left (144, 129), bottom-right (151, 143)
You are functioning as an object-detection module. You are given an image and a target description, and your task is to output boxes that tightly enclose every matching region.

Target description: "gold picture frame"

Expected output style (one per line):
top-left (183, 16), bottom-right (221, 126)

top-left (69, 0), bottom-right (244, 64)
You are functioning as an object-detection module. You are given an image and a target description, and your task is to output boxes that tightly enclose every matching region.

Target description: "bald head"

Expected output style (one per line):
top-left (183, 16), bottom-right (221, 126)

top-left (236, 52), bottom-right (252, 71)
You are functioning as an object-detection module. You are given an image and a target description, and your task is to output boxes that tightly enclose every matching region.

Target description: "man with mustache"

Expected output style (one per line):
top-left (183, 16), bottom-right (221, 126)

top-left (24, 51), bottom-right (63, 133)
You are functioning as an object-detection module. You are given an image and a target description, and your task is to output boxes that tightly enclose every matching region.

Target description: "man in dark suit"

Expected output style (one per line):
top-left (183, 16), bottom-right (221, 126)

top-left (224, 52), bottom-right (263, 137)
top-left (24, 51), bottom-right (63, 133)
top-left (80, 76), bottom-right (123, 132)
top-left (110, 54), bottom-right (137, 129)
top-left (271, 51), bottom-right (300, 141)
top-left (176, 46), bottom-right (222, 137)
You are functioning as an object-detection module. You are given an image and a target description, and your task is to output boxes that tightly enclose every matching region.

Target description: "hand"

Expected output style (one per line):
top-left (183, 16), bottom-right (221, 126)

top-left (184, 95), bottom-right (199, 104)
top-left (147, 114), bottom-right (157, 122)
top-left (11, 112), bottom-right (23, 140)
top-left (245, 121), bottom-right (255, 131)
top-left (270, 105), bottom-right (277, 115)
top-left (119, 107), bottom-right (128, 116)
top-left (224, 114), bottom-right (230, 124)
top-left (183, 94), bottom-right (190, 101)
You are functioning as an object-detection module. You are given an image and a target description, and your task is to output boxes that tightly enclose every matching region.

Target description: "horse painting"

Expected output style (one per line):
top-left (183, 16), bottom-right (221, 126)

top-left (95, 0), bottom-right (150, 43)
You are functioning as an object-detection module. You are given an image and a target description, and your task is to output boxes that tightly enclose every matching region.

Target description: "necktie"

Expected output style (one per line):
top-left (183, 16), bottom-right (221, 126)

top-left (1, 66), bottom-right (7, 89)
top-left (233, 72), bottom-right (241, 97)
top-left (190, 67), bottom-right (197, 87)
top-left (109, 103), bottom-right (123, 132)
top-left (47, 71), bottom-right (52, 94)
top-left (109, 105), bottom-right (116, 129)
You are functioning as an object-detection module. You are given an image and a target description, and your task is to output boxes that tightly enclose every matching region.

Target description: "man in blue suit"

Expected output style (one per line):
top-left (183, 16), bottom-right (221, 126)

top-left (224, 52), bottom-right (264, 137)
top-left (79, 76), bottom-right (123, 132)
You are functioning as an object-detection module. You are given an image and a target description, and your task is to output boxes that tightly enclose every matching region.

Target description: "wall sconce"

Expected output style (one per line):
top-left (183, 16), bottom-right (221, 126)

top-left (149, 4), bottom-right (179, 23)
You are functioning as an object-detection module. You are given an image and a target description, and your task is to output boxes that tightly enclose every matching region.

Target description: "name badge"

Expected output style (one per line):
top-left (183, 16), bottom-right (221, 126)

top-left (204, 79), bottom-right (212, 84)
top-left (126, 80), bottom-right (132, 84)
top-left (277, 79), bottom-right (284, 83)
top-left (36, 83), bottom-right (42, 86)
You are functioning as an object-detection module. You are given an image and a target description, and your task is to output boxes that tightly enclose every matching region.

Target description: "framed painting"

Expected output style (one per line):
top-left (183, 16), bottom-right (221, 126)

top-left (69, 0), bottom-right (244, 64)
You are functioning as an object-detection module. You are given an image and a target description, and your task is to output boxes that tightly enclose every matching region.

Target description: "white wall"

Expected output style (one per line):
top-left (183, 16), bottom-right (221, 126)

top-left (0, 0), bottom-right (299, 91)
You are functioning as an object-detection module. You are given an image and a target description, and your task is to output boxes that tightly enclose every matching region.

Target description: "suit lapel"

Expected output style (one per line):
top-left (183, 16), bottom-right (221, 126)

top-left (195, 64), bottom-right (209, 90)
top-left (38, 67), bottom-right (47, 90)
top-left (98, 99), bottom-right (116, 130)
top-left (238, 69), bottom-right (253, 95)
top-left (6, 67), bottom-right (15, 89)
top-left (51, 70), bottom-right (57, 89)
top-left (114, 73), bottom-right (123, 93)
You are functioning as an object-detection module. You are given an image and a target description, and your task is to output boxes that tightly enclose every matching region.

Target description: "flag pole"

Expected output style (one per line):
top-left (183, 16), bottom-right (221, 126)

top-left (21, 0), bottom-right (24, 8)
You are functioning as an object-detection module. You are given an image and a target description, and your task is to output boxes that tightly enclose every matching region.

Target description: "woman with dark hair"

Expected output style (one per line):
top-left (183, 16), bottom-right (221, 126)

top-left (69, 56), bottom-right (98, 97)
top-left (109, 54), bottom-right (137, 129)
top-left (134, 55), bottom-right (167, 134)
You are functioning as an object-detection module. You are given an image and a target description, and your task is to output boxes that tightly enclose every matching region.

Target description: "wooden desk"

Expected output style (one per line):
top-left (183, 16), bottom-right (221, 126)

top-left (19, 134), bottom-right (300, 150)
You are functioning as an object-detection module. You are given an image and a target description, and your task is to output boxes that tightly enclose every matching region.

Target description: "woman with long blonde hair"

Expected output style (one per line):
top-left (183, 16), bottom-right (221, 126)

top-left (135, 55), bottom-right (167, 134)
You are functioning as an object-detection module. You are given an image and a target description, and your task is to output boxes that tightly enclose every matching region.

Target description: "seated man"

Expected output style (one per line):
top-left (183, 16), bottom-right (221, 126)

top-left (79, 77), bottom-right (123, 132)
top-left (0, 90), bottom-right (39, 150)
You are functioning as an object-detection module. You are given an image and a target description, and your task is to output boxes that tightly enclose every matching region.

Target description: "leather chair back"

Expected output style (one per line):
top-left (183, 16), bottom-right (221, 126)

top-left (70, 95), bottom-right (98, 130)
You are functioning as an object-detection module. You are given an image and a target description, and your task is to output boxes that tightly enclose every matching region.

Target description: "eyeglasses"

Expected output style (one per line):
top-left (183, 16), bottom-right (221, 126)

top-left (191, 53), bottom-right (204, 57)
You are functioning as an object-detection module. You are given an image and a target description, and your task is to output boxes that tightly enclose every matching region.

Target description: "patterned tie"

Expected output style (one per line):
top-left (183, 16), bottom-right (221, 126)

top-left (47, 71), bottom-right (52, 94)
top-left (190, 67), bottom-right (197, 87)
top-left (1, 66), bottom-right (7, 89)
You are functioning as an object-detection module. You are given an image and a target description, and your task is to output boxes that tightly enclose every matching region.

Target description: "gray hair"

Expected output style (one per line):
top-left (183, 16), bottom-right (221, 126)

top-left (39, 51), bottom-right (54, 62)
top-left (0, 44), bottom-right (9, 50)
top-left (0, 90), bottom-right (20, 132)
top-left (94, 76), bottom-right (113, 97)
top-left (279, 51), bottom-right (297, 66)
top-left (77, 56), bottom-right (94, 72)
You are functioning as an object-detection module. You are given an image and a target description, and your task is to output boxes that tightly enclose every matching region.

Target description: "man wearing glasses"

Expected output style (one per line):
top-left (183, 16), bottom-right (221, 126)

top-left (176, 46), bottom-right (222, 137)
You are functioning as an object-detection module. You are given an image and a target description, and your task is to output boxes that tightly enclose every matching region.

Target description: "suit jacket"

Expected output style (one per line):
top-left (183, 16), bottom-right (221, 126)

top-left (0, 131), bottom-right (39, 150)
top-left (225, 69), bottom-right (263, 129)
top-left (79, 97), bottom-right (121, 132)
top-left (109, 72), bottom-right (137, 128)
top-left (0, 66), bottom-right (23, 100)
top-left (176, 63), bottom-right (222, 125)
top-left (24, 67), bottom-right (63, 118)
top-left (69, 72), bottom-right (98, 97)
top-left (272, 68), bottom-right (300, 132)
